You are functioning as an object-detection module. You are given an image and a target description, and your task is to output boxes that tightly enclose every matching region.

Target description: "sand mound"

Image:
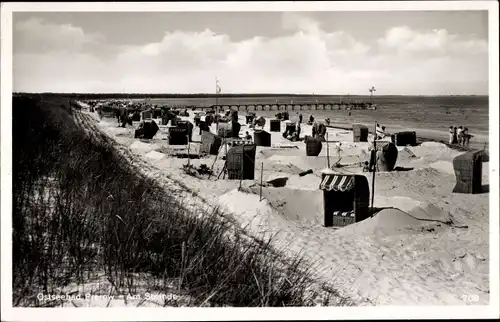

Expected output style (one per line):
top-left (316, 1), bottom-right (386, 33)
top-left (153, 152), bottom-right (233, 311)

top-left (403, 166), bottom-right (443, 179)
top-left (218, 189), bottom-right (274, 220)
top-left (217, 189), bottom-right (290, 237)
top-left (374, 196), bottom-right (422, 212)
top-left (337, 207), bottom-right (449, 237)
top-left (337, 208), bottom-right (423, 236)
top-left (336, 196), bottom-right (452, 237)
top-left (261, 160), bottom-right (305, 175)
top-left (374, 196), bottom-right (450, 220)
top-left (145, 150), bottom-right (166, 161)
top-left (409, 142), bottom-right (461, 161)
top-left (102, 125), bottom-right (134, 136)
top-left (247, 187), bottom-right (324, 225)
top-left (420, 141), bottom-right (449, 148)
top-left (407, 202), bottom-right (452, 222)
top-left (285, 173), bottom-right (322, 190)
top-left (427, 161), bottom-right (455, 175)
top-left (397, 147), bottom-right (418, 158)
top-left (130, 140), bottom-right (154, 153)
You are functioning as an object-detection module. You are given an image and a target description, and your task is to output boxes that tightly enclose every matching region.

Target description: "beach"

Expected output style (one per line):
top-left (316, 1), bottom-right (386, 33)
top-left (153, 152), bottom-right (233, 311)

top-left (80, 105), bottom-right (490, 305)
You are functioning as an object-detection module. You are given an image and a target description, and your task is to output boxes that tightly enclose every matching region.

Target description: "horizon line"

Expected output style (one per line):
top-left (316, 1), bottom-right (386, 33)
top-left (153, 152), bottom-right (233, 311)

top-left (13, 92), bottom-right (489, 98)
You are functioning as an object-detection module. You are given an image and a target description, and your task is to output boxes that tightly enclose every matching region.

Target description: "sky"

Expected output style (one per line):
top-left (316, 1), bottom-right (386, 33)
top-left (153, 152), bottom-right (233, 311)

top-left (12, 11), bottom-right (489, 95)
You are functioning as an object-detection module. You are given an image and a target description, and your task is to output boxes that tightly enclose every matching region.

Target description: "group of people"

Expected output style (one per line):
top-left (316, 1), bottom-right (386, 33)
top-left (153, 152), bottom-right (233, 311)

top-left (449, 126), bottom-right (472, 146)
top-left (114, 106), bottom-right (134, 128)
top-left (308, 115), bottom-right (330, 126)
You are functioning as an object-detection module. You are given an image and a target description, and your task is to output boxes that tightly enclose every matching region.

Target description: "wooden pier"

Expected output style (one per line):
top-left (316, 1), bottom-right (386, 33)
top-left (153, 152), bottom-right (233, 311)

top-left (194, 102), bottom-right (376, 112)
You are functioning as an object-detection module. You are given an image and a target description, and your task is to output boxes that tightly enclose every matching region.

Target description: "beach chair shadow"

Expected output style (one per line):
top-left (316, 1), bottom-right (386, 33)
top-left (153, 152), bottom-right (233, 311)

top-left (393, 166), bottom-right (414, 172)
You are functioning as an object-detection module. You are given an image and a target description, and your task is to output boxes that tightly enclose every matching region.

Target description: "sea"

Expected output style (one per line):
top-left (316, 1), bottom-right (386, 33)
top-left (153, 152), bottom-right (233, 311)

top-left (146, 95), bottom-right (489, 137)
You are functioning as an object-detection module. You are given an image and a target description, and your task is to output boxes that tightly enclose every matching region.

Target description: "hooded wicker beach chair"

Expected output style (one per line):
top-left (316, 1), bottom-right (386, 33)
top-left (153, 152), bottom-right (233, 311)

top-left (319, 170), bottom-right (370, 227)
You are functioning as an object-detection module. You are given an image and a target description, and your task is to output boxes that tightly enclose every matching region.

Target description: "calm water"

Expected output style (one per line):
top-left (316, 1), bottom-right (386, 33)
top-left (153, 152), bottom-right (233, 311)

top-left (146, 95), bottom-right (489, 136)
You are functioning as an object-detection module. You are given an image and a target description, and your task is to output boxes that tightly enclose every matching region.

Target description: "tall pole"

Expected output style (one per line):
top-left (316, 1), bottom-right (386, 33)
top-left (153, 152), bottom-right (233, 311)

top-left (215, 76), bottom-right (220, 114)
top-left (224, 128), bottom-right (228, 160)
top-left (370, 121), bottom-right (377, 216)
top-left (186, 132), bottom-right (191, 169)
top-left (239, 144), bottom-right (244, 190)
top-left (259, 162), bottom-right (264, 201)
top-left (326, 132), bottom-right (330, 168)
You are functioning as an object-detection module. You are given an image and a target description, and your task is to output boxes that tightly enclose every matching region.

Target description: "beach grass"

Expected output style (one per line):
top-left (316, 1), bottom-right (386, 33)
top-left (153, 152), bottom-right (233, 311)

top-left (12, 94), bottom-right (348, 307)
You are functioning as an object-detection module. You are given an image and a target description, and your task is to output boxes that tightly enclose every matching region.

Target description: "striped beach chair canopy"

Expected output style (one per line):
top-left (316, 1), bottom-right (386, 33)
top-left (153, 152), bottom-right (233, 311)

top-left (229, 139), bottom-right (254, 147)
top-left (333, 210), bottom-right (355, 217)
top-left (319, 174), bottom-right (355, 192)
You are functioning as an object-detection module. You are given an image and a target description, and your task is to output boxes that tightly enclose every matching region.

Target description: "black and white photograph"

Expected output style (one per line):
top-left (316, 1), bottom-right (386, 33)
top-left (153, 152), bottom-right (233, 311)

top-left (1, 1), bottom-right (499, 321)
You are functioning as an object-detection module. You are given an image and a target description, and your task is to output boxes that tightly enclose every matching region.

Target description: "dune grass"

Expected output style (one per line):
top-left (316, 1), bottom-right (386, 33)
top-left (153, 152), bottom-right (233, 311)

top-left (12, 95), bottom-right (349, 307)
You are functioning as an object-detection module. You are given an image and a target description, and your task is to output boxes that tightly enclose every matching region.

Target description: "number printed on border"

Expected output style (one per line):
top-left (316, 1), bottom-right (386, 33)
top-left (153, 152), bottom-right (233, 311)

top-left (461, 294), bottom-right (480, 302)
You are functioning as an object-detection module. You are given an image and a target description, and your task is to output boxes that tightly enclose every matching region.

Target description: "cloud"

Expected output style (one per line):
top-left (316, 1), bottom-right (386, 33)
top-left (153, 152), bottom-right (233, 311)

top-left (14, 17), bottom-right (104, 54)
top-left (378, 25), bottom-right (488, 55)
top-left (281, 12), bottom-right (322, 34)
top-left (13, 14), bottom-right (488, 95)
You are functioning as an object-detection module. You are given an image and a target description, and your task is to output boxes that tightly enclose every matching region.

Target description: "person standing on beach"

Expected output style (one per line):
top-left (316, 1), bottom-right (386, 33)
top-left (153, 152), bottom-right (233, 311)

top-left (448, 126), bottom-right (454, 144)
top-left (299, 113), bottom-right (303, 123)
top-left (463, 127), bottom-right (470, 147)
top-left (115, 108), bottom-right (121, 124)
top-left (295, 120), bottom-right (301, 140)
top-left (309, 115), bottom-right (315, 125)
top-left (452, 127), bottom-right (458, 144)
top-left (457, 126), bottom-right (464, 145)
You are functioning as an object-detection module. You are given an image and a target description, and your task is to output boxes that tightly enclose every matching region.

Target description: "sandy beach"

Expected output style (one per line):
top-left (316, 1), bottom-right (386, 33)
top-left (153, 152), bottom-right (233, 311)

top-left (82, 107), bottom-right (490, 306)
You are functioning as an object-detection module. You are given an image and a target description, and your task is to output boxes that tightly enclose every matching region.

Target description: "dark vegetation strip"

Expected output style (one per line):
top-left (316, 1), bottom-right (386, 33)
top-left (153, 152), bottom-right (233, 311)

top-left (12, 95), bottom-right (349, 307)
